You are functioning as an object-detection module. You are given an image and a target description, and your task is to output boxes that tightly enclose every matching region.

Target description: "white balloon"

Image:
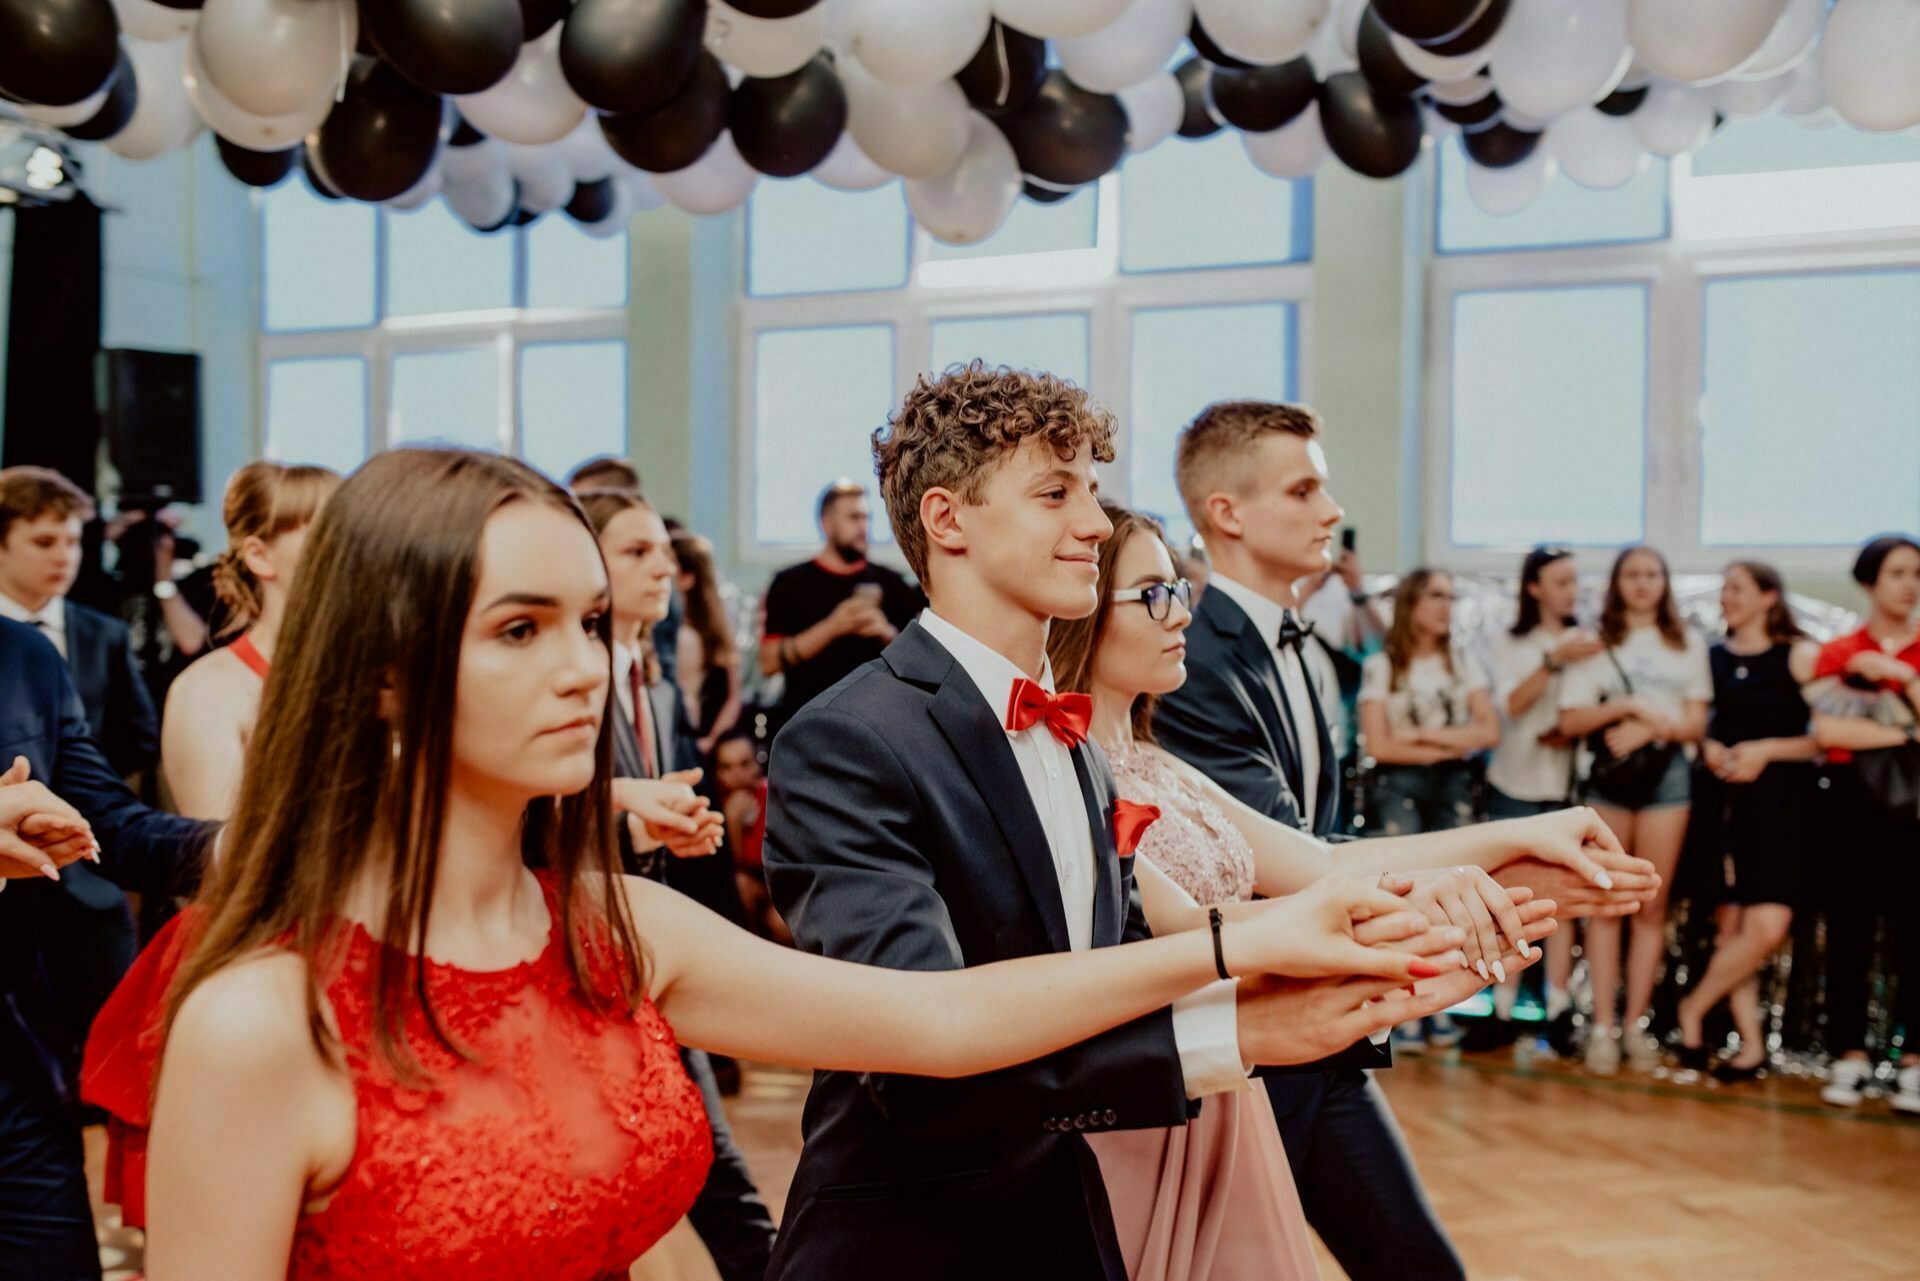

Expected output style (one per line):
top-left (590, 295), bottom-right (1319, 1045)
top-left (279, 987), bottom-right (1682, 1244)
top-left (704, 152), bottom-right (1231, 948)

top-left (443, 137), bottom-right (507, 185)
top-left (706, 0), bottom-right (827, 79)
top-left (454, 27), bottom-right (586, 146)
top-left (1627, 0), bottom-right (1787, 84)
top-left (1822, 0), bottom-right (1920, 133)
top-left (1550, 107), bottom-right (1646, 187)
top-left (1057, 0), bottom-right (1191, 95)
top-left (446, 168), bottom-right (516, 228)
top-left (654, 131), bottom-right (758, 213)
top-left (506, 143), bottom-right (574, 213)
top-left (1711, 71), bottom-right (1790, 117)
top-left (1466, 143), bottom-right (1553, 214)
top-left (1631, 82), bottom-right (1715, 154)
top-left (1733, 0), bottom-right (1825, 81)
top-left (1779, 58), bottom-right (1826, 116)
top-left (1488, 0), bottom-right (1631, 119)
top-left (812, 130), bottom-right (893, 189)
top-left (108, 37), bottom-right (205, 160)
top-left (992, 0), bottom-right (1134, 39)
top-left (848, 0), bottom-right (990, 89)
top-left (1192, 0), bottom-right (1330, 64)
top-left (842, 55), bottom-right (970, 178)
top-left (621, 167), bottom-right (667, 211)
top-left (1306, 0), bottom-right (1361, 74)
top-left (1117, 70), bottom-right (1184, 152)
top-left (1389, 30), bottom-right (1486, 84)
top-left (114, 0), bottom-right (196, 40)
top-left (18, 82), bottom-right (111, 128)
top-left (183, 34), bottom-right (331, 151)
top-left (1241, 97), bottom-right (1328, 177)
top-left (906, 111), bottom-right (1020, 245)
top-left (387, 163), bottom-right (444, 211)
top-left (194, 0), bottom-right (355, 119)
top-left (1427, 73), bottom-right (1493, 107)
top-left (555, 114), bottom-right (620, 183)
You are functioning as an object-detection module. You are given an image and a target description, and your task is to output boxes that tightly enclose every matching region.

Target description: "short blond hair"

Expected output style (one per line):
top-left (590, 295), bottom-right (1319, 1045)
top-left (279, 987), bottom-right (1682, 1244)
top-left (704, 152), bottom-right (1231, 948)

top-left (1174, 400), bottom-right (1321, 539)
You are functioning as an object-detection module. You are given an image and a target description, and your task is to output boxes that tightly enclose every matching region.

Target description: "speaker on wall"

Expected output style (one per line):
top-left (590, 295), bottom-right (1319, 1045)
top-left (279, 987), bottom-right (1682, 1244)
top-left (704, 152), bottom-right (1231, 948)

top-left (99, 348), bottom-right (201, 506)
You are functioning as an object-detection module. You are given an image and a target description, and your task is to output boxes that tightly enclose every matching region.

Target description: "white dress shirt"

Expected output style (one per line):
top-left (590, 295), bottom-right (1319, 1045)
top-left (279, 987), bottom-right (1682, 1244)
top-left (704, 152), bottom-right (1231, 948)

top-left (917, 610), bottom-right (1246, 1099)
top-left (1204, 575), bottom-right (1322, 828)
top-left (0, 592), bottom-right (67, 660)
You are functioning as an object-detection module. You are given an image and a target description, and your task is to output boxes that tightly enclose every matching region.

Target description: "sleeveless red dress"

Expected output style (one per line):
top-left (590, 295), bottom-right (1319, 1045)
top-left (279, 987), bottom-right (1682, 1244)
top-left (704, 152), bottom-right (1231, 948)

top-left (84, 876), bottom-right (713, 1278)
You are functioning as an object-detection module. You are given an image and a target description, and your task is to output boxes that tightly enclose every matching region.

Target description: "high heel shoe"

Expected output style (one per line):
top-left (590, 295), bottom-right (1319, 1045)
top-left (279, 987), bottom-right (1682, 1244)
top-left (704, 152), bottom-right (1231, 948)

top-left (1711, 1058), bottom-right (1767, 1084)
top-left (1674, 1043), bottom-right (1712, 1073)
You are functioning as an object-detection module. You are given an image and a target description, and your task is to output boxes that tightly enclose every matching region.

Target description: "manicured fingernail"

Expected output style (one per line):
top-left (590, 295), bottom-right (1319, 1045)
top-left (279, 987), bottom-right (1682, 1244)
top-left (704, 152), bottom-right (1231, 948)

top-left (1517, 940), bottom-right (1534, 959)
top-left (1592, 871), bottom-right (1614, 889)
top-left (1493, 960), bottom-right (1507, 984)
top-left (41, 863), bottom-right (60, 881)
top-left (1474, 959), bottom-right (1489, 980)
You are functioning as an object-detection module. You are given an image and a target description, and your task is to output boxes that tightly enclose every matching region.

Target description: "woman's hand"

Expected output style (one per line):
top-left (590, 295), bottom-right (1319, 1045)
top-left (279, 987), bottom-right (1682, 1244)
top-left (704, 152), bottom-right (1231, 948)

top-left (1604, 718), bottom-right (1654, 757)
top-left (0, 757), bottom-right (99, 880)
top-left (1553, 631), bottom-right (1606, 668)
top-left (1392, 866), bottom-right (1536, 981)
top-left (1702, 738), bottom-right (1730, 776)
top-left (1220, 875), bottom-right (1466, 982)
top-left (611, 771), bottom-right (724, 858)
top-left (1719, 741), bottom-right (1769, 784)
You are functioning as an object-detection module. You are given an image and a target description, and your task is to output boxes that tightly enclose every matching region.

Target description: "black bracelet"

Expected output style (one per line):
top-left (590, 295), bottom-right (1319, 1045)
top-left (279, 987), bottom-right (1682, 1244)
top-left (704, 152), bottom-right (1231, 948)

top-left (1208, 907), bottom-right (1231, 981)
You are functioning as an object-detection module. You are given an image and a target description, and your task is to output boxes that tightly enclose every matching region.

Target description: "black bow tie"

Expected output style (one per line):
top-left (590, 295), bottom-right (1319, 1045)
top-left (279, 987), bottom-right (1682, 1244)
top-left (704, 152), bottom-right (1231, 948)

top-left (1276, 614), bottom-right (1316, 652)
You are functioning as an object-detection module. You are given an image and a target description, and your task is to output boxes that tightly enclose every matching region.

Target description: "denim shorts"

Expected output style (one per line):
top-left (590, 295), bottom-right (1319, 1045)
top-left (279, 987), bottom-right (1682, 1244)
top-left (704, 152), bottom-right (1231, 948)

top-left (1588, 749), bottom-right (1693, 813)
top-left (1487, 789), bottom-right (1567, 821)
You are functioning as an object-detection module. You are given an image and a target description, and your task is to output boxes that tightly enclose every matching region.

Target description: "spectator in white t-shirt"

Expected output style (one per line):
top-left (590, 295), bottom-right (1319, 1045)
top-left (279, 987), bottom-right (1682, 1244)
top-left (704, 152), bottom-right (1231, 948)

top-left (1557, 545), bottom-right (1711, 1077)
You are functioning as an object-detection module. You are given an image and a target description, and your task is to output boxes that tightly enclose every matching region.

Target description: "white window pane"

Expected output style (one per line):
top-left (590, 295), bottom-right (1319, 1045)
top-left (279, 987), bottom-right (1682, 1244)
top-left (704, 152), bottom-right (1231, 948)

top-left (1701, 272), bottom-right (1920, 546)
top-left (753, 325), bottom-right (895, 545)
top-left (748, 179), bottom-right (910, 296)
top-left (520, 341), bottom-right (628, 482)
top-left (384, 201), bottom-right (515, 317)
top-left (263, 182), bottom-right (376, 331)
top-left (928, 313), bottom-right (1090, 386)
top-left (265, 357), bottom-right (367, 473)
top-left (925, 186), bottom-right (1096, 261)
top-left (1692, 114), bottom-right (1920, 177)
top-left (1128, 303), bottom-right (1295, 541)
top-left (1120, 131), bottom-right (1309, 272)
top-left (389, 348), bottom-right (502, 450)
top-left (1450, 286), bottom-right (1646, 546)
top-left (1436, 137), bottom-right (1667, 254)
top-left (527, 217), bottom-right (630, 309)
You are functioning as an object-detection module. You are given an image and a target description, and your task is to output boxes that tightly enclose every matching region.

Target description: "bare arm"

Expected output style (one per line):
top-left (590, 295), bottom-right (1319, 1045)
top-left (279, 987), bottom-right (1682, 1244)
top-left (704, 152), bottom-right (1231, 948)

top-left (1656, 699), bottom-right (1710, 746)
top-left (1559, 700), bottom-right (1638, 738)
top-left (1505, 661), bottom-right (1555, 719)
top-left (1416, 689), bottom-right (1501, 753)
top-left (1813, 713), bottom-right (1911, 752)
top-left (1358, 700), bottom-right (1456, 765)
top-left (160, 669), bottom-right (247, 820)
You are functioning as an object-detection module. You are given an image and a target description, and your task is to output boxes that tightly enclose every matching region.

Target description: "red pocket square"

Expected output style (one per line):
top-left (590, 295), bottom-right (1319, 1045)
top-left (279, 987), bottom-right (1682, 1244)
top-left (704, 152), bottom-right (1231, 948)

top-left (1111, 799), bottom-right (1162, 858)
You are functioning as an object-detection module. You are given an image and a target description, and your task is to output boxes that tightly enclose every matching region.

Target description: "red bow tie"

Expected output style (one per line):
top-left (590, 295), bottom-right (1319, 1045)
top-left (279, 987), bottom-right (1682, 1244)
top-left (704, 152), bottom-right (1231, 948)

top-left (1005, 678), bottom-right (1093, 748)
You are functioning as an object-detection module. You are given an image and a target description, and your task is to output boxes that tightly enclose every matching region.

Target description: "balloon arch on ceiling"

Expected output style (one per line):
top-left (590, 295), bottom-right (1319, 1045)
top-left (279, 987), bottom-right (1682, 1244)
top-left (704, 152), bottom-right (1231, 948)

top-left (2, 0), bottom-right (1914, 245)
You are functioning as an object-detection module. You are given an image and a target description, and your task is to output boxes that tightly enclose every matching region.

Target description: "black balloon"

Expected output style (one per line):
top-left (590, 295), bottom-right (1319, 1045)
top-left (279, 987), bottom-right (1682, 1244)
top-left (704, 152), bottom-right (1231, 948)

top-left (1357, 10), bottom-right (1427, 98)
top-left (1432, 90), bottom-right (1500, 129)
top-left (726, 0), bottom-right (818, 15)
top-left (301, 146), bottom-right (345, 200)
top-left (1318, 71), bottom-right (1423, 179)
top-left (998, 70), bottom-right (1128, 187)
top-left (561, 0), bottom-right (705, 116)
top-left (0, 0), bottom-right (119, 108)
top-left (1461, 120), bottom-right (1538, 168)
top-left (1209, 58), bottom-right (1316, 133)
top-left (1023, 178), bottom-right (1076, 204)
top-left (62, 47), bottom-right (136, 142)
top-left (599, 49), bottom-right (728, 173)
top-left (1175, 56), bottom-right (1221, 139)
top-left (151, 0), bottom-right (201, 7)
top-left (1422, 0), bottom-right (1508, 56)
top-left (512, 207), bottom-right (542, 226)
top-left (1370, 0), bottom-right (1481, 44)
top-left (1596, 84), bottom-right (1649, 118)
top-left (566, 175), bottom-right (618, 223)
top-left (729, 55), bottom-right (846, 177)
top-left (521, 0), bottom-right (571, 39)
top-left (1188, 15), bottom-right (1251, 69)
top-left (217, 136), bottom-right (298, 188)
top-left (310, 57), bottom-right (444, 202)
top-left (360, 0), bottom-right (522, 95)
top-left (956, 20), bottom-right (1045, 117)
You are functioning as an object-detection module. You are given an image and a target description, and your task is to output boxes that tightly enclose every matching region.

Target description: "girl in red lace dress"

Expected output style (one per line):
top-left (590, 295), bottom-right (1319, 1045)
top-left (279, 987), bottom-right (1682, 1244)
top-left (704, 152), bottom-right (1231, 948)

top-left (135, 449), bottom-right (1482, 1281)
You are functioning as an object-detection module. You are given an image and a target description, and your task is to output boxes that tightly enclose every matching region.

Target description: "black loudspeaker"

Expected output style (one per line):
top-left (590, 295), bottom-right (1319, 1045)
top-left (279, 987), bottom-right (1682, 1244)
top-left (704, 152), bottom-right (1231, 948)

top-left (99, 348), bottom-right (201, 505)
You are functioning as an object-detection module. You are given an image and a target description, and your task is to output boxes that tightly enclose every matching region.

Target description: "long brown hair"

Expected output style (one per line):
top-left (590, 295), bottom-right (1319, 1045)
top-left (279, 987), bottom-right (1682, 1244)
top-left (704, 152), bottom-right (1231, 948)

top-left (1599, 544), bottom-right (1687, 649)
top-left (1511, 545), bottom-right (1573, 638)
top-left (211, 461), bottom-right (340, 635)
top-left (1382, 568), bottom-right (1456, 691)
top-left (578, 487), bottom-right (664, 685)
top-left (1048, 503), bottom-right (1177, 745)
top-left (1726, 560), bottom-right (1804, 644)
top-left (672, 532), bottom-right (736, 672)
top-left (166, 449), bottom-right (642, 1082)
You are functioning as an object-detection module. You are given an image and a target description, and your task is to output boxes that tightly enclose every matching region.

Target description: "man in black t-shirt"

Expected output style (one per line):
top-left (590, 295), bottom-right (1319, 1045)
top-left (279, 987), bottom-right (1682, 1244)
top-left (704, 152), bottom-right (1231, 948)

top-left (759, 480), bottom-right (924, 729)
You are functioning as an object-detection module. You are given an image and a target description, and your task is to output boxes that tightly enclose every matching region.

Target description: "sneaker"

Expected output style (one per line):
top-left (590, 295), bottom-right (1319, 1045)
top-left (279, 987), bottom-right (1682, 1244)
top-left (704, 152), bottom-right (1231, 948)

top-left (1428, 1016), bottom-right (1462, 1050)
top-left (1545, 1009), bottom-right (1581, 1059)
top-left (1894, 1066), bottom-right (1920, 1116)
top-left (1459, 1017), bottom-right (1522, 1054)
top-left (1395, 1020), bottom-right (1427, 1054)
top-left (1822, 1058), bottom-right (1873, 1108)
top-left (1626, 1030), bottom-right (1664, 1073)
top-left (1585, 1028), bottom-right (1620, 1076)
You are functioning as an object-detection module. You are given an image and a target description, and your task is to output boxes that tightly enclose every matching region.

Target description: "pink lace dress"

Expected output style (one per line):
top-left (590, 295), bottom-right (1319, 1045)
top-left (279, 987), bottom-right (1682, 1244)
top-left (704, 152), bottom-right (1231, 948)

top-left (1088, 748), bottom-right (1321, 1281)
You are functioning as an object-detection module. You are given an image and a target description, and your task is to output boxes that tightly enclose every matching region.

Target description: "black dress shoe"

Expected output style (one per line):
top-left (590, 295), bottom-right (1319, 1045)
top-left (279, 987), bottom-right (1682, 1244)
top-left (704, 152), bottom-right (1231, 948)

top-left (1460, 1017), bottom-right (1522, 1054)
top-left (1675, 1043), bottom-right (1712, 1073)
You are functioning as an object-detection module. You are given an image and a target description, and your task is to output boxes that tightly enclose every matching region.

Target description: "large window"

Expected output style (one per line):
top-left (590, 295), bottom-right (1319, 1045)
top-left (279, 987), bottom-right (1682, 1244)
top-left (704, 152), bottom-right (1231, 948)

top-left (738, 136), bottom-right (1315, 560)
top-left (259, 182), bottom-right (630, 479)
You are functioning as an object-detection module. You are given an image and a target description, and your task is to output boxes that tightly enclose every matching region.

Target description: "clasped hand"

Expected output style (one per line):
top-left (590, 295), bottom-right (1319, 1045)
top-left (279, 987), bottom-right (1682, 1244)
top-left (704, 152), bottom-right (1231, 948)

top-left (0, 756), bottom-right (99, 881)
top-left (610, 771), bottom-right (725, 859)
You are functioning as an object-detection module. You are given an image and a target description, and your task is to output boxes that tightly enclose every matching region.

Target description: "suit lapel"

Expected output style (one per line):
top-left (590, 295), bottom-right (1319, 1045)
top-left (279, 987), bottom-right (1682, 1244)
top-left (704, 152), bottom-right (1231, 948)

top-left (1071, 745), bottom-right (1122, 948)
top-left (610, 695), bottom-right (645, 781)
top-left (1298, 647), bottom-right (1339, 835)
top-left (647, 679), bottom-right (677, 776)
top-left (1217, 604), bottom-right (1307, 808)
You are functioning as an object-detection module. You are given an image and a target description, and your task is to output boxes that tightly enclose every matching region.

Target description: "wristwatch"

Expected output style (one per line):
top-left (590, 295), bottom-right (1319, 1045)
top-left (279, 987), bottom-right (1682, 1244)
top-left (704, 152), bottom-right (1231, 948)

top-left (1543, 654), bottom-right (1562, 675)
top-left (153, 579), bottom-right (178, 602)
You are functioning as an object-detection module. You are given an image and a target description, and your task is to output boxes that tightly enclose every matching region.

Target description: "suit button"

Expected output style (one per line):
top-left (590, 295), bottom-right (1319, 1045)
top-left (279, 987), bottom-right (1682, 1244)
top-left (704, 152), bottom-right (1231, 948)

top-left (1104, 1109), bottom-right (1117, 1125)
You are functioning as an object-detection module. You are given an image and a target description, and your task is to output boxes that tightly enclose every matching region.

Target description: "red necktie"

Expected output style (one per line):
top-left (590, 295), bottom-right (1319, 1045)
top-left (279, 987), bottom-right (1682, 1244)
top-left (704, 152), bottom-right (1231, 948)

top-left (1004, 678), bottom-right (1093, 749)
top-left (629, 659), bottom-right (657, 778)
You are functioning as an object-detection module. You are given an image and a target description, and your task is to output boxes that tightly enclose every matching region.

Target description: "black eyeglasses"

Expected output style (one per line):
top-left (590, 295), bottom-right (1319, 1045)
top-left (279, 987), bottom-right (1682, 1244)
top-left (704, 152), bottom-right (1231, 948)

top-left (1112, 578), bottom-right (1194, 621)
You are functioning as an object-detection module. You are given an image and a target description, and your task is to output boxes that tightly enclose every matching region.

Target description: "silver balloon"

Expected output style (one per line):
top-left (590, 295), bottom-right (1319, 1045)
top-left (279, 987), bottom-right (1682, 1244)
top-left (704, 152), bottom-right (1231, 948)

top-left (1118, 70), bottom-right (1184, 152)
top-left (1627, 0), bottom-right (1788, 85)
top-left (183, 34), bottom-right (332, 151)
top-left (842, 54), bottom-right (970, 178)
top-left (1630, 82), bottom-right (1714, 154)
top-left (1822, 0), bottom-right (1920, 133)
top-left (454, 27), bottom-right (586, 146)
top-left (194, 0), bottom-right (356, 119)
top-left (1057, 0), bottom-right (1192, 93)
top-left (848, 0), bottom-right (991, 89)
top-left (1488, 0), bottom-right (1631, 120)
top-left (114, 0), bottom-right (196, 41)
top-left (1466, 142), bottom-right (1553, 214)
top-left (707, 0), bottom-right (827, 79)
top-left (992, 0), bottom-right (1135, 39)
top-left (1241, 97), bottom-right (1328, 177)
top-left (506, 142), bottom-right (574, 213)
top-left (1550, 106), bottom-right (1646, 187)
top-left (108, 37), bottom-right (206, 160)
top-left (446, 167), bottom-right (517, 228)
top-left (905, 110), bottom-right (1020, 245)
top-left (654, 131), bottom-right (759, 213)
top-left (1192, 0), bottom-right (1330, 64)
top-left (812, 130), bottom-right (893, 190)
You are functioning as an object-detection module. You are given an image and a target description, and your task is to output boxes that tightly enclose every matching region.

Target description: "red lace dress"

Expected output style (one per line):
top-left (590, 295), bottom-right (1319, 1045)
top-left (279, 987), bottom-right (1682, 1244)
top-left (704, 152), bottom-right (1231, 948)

top-left (84, 875), bottom-right (714, 1279)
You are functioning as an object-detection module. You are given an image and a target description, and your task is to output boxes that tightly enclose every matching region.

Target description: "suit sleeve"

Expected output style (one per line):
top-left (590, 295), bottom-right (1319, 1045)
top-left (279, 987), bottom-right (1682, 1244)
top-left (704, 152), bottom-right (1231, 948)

top-left (105, 626), bottom-right (160, 777)
top-left (1153, 659), bottom-right (1305, 828)
top-left (762, 706), bottom-right (1192, 1139)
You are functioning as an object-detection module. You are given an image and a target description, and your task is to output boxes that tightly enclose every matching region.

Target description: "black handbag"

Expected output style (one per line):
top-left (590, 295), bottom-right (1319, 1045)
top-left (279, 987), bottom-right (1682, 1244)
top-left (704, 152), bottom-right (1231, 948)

top-left (1581, 647), bottom-right (1678, 809)
top-left (1853, 740), bottom-right (1920, 822)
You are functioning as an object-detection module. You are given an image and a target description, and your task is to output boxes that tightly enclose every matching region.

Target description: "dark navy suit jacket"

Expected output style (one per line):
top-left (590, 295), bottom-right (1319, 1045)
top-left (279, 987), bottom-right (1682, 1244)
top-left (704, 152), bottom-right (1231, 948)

top-left (62, 599), bottom-right (159, 779)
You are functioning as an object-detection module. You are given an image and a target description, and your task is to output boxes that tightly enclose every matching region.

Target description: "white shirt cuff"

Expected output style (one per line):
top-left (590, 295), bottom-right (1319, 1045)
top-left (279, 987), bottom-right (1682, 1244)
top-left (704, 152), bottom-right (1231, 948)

top-left (1172, 978), bottom-right (1250, 1099)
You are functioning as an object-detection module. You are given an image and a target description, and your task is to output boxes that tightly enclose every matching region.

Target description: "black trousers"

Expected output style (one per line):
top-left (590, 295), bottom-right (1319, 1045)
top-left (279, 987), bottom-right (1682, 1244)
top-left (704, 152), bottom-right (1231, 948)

top-left (680, 1047), bottom-right (776, 1281)
top-left (1265, 1069), bottom-right (1464, 1281)
top-left (0, 1026), bottom-right (99, 1281)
